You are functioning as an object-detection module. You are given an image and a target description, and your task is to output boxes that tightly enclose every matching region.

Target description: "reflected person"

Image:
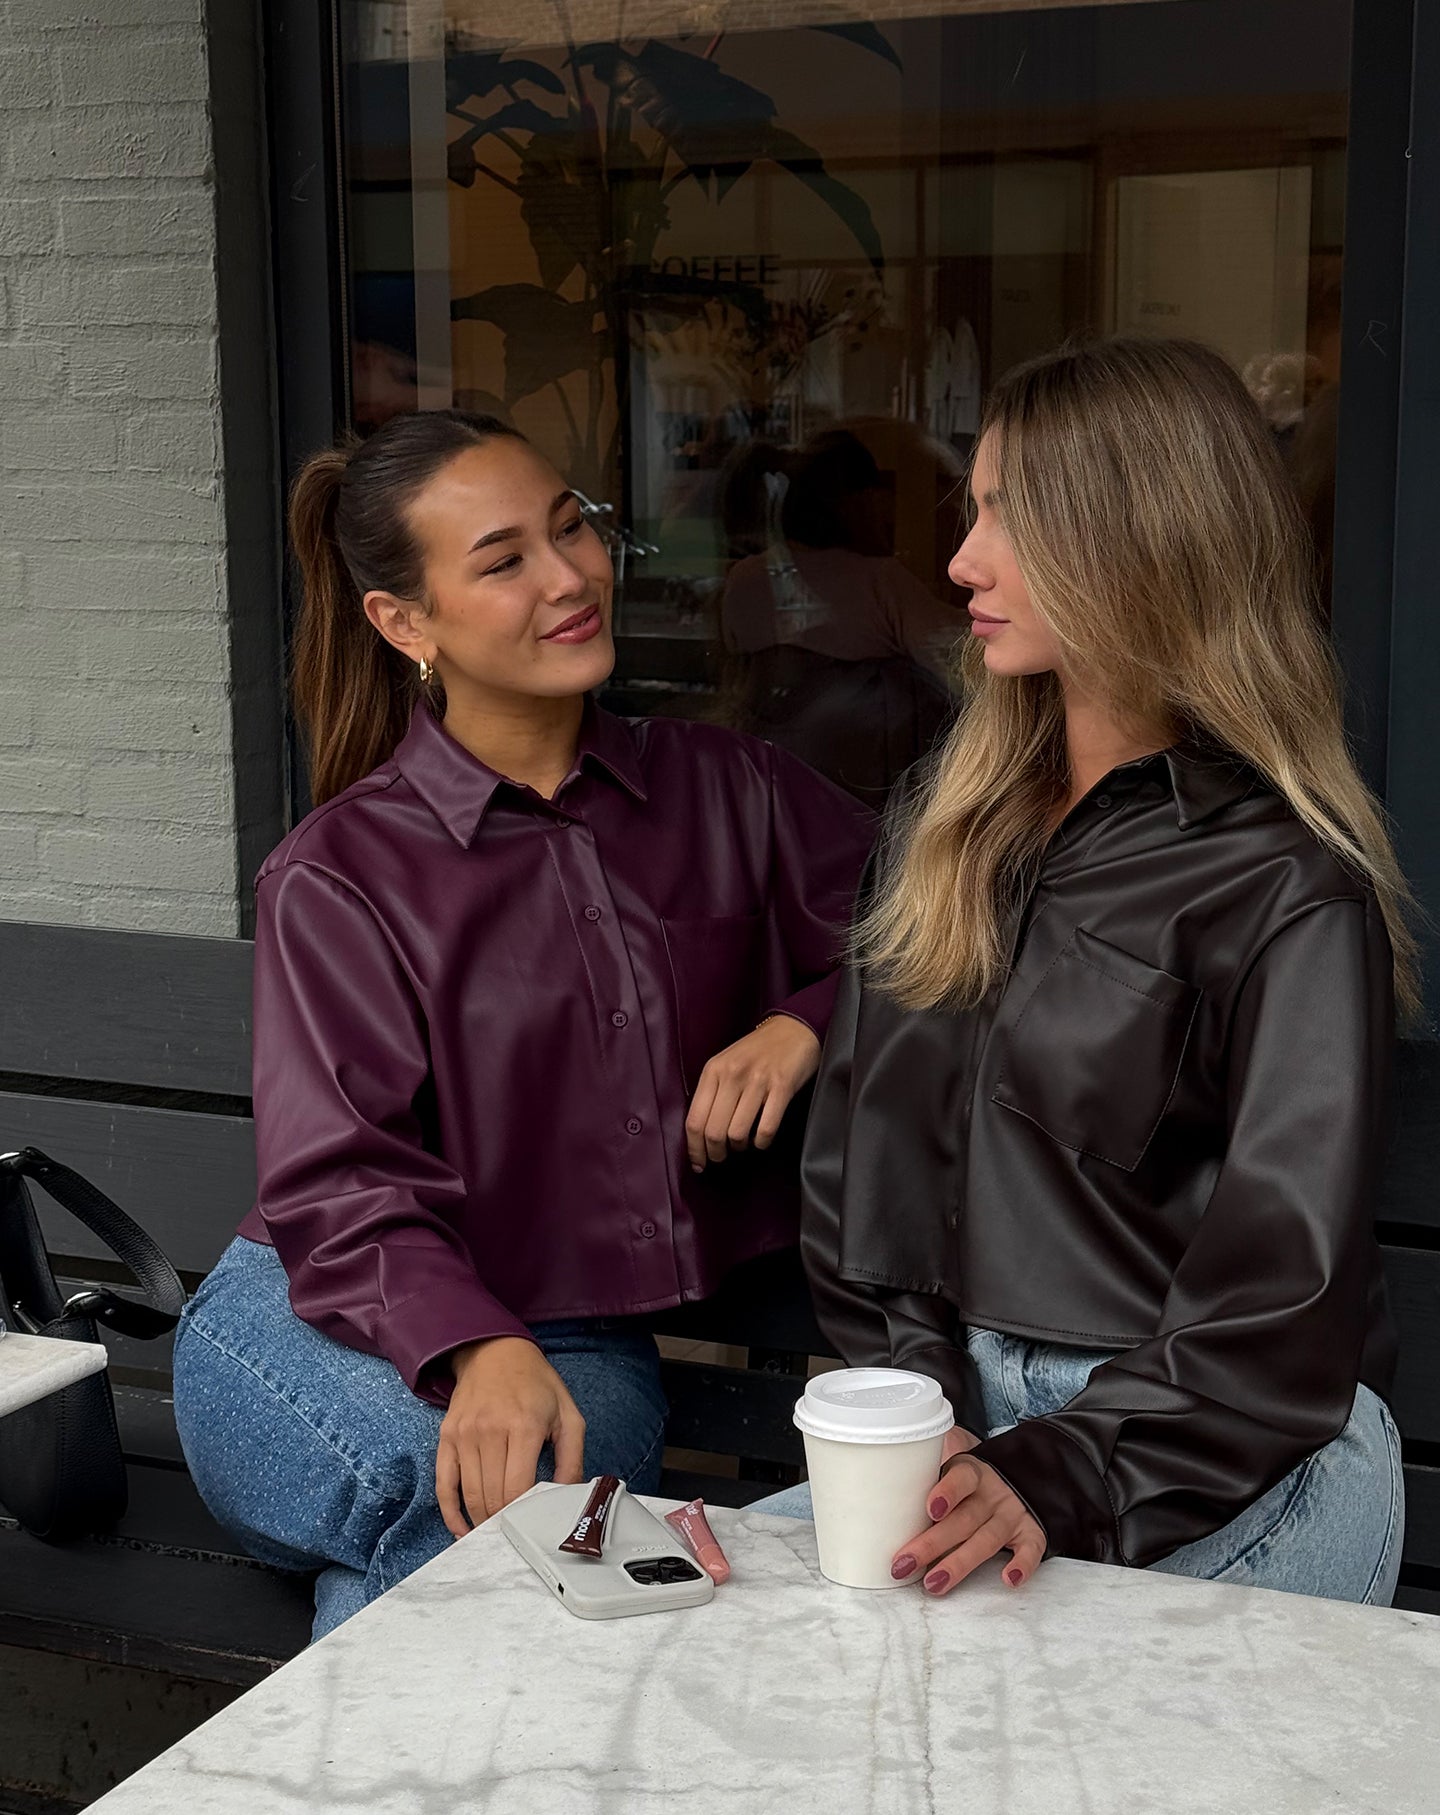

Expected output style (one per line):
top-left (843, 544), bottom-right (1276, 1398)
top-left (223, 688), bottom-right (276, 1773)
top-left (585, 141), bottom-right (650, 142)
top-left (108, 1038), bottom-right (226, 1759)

top-left (718, 429), bottom-right (964, 804)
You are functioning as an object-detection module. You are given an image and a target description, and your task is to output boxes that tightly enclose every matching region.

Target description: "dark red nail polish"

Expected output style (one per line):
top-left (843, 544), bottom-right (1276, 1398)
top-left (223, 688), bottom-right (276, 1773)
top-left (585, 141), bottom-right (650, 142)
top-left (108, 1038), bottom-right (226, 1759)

top-left (928, 1496), bottom-right (948, 1520)
top-left (1005, 1567), bottom-right (1024, 1587)
top-left (923, 1568), bottom-right (950, 1594)
top-left (891, 1554), bottom-right (918, 1581)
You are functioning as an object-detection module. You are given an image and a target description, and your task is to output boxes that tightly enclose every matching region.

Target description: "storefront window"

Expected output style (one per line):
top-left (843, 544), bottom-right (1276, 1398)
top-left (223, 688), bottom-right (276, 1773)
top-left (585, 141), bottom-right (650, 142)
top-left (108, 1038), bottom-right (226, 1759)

top-left (340, 0), bottom-right (1351, 802)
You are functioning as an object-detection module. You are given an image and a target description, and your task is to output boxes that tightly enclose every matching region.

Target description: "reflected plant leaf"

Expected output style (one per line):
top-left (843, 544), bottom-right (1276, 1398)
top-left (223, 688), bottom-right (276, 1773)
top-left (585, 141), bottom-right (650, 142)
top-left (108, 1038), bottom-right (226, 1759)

top-left (445, 50), bottom-right (565, 113)
top-left (810, 22), bottom-right (904, 73)
top-left (518, 128), bottom-right (611, 288)
top-left (444, 22), bottom-right (897, 482)
top-left (450, 284), bottom-right (603, 404)
top-left (758, 127), bottom-right (884, 274)
top-left (447, 101), bottom-right (564, 188)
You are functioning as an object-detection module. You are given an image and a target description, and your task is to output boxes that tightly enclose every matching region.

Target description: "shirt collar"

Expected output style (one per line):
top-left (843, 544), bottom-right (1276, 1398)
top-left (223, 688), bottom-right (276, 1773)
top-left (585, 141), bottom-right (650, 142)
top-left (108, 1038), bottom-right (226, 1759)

top-left (1113, 739), bottom-right (1256, 830)
top-left (394, 699), bottom-right (648, 848)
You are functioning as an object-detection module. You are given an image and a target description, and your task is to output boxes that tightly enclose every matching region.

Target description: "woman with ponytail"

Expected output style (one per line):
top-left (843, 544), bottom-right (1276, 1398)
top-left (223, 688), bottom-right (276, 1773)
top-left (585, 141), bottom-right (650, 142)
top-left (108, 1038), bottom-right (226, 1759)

top-left (768, 338), bottom-right (1411, 1606)
top-left (172, 412), bottom-right (874, 1636)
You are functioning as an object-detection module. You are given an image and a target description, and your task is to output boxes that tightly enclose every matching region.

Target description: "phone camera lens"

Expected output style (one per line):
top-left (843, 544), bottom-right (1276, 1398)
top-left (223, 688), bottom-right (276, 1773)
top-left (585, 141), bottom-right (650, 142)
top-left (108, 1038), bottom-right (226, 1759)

top-left (623, 1556), bottom-right (704, 1586)
top-left (657, 1556), bottom-right (704, 1583)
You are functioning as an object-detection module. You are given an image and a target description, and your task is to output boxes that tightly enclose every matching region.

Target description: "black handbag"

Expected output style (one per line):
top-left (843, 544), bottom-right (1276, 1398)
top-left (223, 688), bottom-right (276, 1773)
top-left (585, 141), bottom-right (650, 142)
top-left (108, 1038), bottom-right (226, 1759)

top-left (0, 1147), bottom-right (186, 1542)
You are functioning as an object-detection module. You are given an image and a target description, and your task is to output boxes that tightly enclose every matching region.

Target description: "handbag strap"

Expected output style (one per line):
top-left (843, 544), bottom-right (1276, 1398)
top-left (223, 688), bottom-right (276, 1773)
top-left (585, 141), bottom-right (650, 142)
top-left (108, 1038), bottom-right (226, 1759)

top-left (0, 1148), bottom-right (186, 1338)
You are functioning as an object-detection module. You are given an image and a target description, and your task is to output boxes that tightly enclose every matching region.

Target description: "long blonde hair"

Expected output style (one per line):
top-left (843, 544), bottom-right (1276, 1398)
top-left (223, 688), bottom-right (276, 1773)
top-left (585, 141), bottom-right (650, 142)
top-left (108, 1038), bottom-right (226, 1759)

top-left (860, 337), bottom-right (1418, 1019)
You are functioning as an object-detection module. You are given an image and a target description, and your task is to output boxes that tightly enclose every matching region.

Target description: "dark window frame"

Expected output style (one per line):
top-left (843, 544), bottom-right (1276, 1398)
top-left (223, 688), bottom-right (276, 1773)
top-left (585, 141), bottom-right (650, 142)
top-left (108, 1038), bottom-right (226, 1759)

top-left (264, 0), bottom-right (350, 830)
top-left (1377, 0), bottom-right (1440, 1027)
top-left (263, 0), bottom-right (1438, 1019)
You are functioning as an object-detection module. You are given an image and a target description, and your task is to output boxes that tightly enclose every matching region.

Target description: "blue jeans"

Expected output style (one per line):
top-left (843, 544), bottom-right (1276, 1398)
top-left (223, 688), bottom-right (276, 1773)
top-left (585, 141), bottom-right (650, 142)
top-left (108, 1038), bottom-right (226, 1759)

top-left (757, 1327), bottom-right (1405, 1605)
top-left (173, 1237), bottom-right (668, 1640)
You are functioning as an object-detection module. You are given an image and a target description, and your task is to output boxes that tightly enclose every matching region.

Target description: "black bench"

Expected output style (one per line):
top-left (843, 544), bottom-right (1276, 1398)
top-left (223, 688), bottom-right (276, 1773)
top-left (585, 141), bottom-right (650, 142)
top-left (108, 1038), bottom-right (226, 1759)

top-left (1, 921), bottom-right (1439, 1804)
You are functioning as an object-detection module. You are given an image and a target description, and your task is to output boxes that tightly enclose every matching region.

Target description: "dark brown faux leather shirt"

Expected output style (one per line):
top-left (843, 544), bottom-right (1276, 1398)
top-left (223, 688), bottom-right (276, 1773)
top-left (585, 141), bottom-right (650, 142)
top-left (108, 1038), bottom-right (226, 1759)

top-left (802, 746), bottom-right (1398, 1568)
top-left (240, 704), bottom-right (874, 1402)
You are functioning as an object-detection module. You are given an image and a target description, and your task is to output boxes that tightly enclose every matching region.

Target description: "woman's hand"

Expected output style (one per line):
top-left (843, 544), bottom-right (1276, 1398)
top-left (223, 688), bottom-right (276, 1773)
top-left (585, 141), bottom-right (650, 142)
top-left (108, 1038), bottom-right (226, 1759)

top-left (436, 1336), bottom-right (586, 1536)
top-left (891, 1453), bottom-right (1046, 1595)
top-left (685, 1015), bottom-right (822, 1171)
top-left (942, 1426), bottom-right (981, 1467)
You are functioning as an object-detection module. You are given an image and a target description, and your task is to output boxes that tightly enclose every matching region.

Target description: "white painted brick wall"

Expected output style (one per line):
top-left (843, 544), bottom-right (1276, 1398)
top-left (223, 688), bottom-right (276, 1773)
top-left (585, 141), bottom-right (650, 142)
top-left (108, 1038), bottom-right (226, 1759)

top-left (0, 0), bottom-right (242, 938)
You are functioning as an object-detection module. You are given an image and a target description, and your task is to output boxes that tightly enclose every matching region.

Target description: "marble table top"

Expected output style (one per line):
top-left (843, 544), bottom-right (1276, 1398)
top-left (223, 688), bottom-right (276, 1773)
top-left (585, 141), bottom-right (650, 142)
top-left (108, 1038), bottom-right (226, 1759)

top-left (89, 1491), bottom-right (1440, 1815)
top-left (0, 1329), bottom-right (108, 1416)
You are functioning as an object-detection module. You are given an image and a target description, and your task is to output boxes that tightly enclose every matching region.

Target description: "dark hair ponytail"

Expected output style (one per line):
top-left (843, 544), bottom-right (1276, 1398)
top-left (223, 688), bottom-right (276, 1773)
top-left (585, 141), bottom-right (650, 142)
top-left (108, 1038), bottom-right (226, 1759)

top-left (289, 410), bottom-right (525, 804)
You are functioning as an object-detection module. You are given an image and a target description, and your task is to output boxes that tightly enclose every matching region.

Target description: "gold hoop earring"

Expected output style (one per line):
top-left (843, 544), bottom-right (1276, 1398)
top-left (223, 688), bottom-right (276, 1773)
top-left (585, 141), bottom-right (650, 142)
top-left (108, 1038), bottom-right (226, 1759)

top-left (418, 655), bottom-right (434, 686)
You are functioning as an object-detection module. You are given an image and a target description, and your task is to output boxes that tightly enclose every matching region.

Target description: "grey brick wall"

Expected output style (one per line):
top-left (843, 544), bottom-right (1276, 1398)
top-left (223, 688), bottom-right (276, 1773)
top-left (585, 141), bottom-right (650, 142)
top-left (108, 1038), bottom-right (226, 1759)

top-left (0, 0), bottom-right (252, 940)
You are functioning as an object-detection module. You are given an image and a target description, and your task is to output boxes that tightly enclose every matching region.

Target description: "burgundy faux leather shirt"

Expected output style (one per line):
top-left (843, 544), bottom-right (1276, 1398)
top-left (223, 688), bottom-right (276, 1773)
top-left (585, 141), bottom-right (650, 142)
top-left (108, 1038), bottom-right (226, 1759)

top-left (239, 704), bottom-right (874, 1402)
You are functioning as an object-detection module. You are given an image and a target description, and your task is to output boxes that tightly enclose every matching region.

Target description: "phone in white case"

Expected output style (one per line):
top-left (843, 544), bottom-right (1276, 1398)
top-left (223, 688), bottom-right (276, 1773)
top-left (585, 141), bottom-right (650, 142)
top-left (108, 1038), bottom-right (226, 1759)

top-left (500, 1481), bottom-right (716, 1620)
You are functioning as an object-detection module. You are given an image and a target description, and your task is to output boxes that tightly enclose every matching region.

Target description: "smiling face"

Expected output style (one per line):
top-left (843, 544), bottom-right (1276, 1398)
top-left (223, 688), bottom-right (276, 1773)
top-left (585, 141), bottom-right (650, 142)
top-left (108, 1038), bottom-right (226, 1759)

top-left (363, 438), bottom-right (616, 705)
top-left (948, 434), bottom-right (1066, 679)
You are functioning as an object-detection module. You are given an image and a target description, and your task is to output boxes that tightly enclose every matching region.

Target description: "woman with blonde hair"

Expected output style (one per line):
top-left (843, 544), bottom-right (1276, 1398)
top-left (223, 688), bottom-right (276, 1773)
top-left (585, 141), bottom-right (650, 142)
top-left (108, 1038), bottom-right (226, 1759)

top-left (772, 336), bottom-right (1411, 1604)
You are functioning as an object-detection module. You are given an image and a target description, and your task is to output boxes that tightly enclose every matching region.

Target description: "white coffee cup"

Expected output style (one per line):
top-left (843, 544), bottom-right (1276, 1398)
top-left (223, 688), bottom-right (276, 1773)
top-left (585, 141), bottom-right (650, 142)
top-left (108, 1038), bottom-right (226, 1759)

top-left (793, 1368), bottom-right (954, 1590)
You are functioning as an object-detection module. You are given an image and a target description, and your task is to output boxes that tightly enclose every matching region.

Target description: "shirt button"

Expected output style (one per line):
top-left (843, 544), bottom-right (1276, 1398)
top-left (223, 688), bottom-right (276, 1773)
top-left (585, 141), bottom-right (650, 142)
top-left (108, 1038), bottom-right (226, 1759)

top-left (640, 1221), bottom-right (658, 1239)
top-left (555, 817), bottom-right (572, 829)
top-left (611, 1011), bottom-right (628, 1029)
top-left (626, 1116), bottom-right (644, 1136)
top-left (1095, 794), bottom-right (1113, 810)
top-left (584, 905), bottom-right (602, 922)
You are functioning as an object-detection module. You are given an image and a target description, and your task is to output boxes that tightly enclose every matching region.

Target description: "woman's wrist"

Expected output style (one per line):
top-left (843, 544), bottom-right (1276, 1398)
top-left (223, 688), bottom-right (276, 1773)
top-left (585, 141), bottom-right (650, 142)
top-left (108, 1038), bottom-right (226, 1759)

top-left (450, 1333), bottom-right (532, 1381)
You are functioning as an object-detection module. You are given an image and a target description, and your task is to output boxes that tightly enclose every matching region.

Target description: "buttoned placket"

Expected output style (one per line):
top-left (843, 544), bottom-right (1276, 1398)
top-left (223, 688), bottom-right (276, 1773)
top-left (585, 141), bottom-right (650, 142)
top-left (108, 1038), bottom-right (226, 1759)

top-left (542, 796), bottom-right (680, 1298)
top-left (948, 782), bottom-right (1145, 1251)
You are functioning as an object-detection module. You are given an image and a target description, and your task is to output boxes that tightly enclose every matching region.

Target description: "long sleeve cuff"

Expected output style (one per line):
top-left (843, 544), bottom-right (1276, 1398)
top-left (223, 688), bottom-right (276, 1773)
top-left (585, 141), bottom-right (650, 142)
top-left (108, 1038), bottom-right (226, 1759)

top-left (769, 971), bottom-right (840, 1044)
top-left (377, 1283), bottom-right (535, 1408)
top-left (973, 1419), bottom-right (1123, 1565)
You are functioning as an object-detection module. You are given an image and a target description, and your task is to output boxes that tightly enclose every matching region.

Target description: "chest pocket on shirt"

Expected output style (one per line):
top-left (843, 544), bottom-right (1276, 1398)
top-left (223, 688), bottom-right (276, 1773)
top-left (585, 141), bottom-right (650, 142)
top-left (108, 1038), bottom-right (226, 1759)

top-left (662, 913), bottom-right (764, 1093)
top-left (991, 926), bottom-right (1199, 1172)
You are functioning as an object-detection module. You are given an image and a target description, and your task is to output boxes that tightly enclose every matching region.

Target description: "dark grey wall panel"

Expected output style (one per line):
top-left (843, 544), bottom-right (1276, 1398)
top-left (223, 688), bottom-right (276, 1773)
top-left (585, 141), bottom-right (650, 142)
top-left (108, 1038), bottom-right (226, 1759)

top-left (0, 925), bottom-right (253, 1095)
top-left (1381, 1041), bottom-right (1440, 1232)
top-left (1385, 1246), bottom-right (1440, 1445)
top-left (3, 1095), bottom-right (255, 1276)
top-left (1403, 1464), bottom-right (1440, 1571)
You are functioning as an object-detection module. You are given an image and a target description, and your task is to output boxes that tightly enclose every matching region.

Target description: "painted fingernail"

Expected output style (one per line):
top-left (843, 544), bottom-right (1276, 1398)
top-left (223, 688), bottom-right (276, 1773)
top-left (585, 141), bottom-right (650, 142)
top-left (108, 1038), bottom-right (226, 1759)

top-left (928, 1495), bottom-right (948, 1520)
top-left (891, 1554), bottom-right (918, 1581)
top-left (1005, 1567), bottom-right (1024, 1587)
top-left (923, 1568), bottom-right (950, 1594)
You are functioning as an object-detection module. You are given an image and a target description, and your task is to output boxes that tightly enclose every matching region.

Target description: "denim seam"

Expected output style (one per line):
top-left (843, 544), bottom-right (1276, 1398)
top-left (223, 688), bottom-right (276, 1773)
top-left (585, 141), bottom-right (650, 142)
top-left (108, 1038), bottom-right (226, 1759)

top-left (1209, 1447), bottom-right (1325, 1580)
top-left (629, 1417), bottom-right (667, 1486)
top-left (999, 1334), bottom-right (1026, 1429)
top-left (180, 1314), bottom-right (396, 1501)
top-left (1361, 1404), bottom-right (1405, 1606)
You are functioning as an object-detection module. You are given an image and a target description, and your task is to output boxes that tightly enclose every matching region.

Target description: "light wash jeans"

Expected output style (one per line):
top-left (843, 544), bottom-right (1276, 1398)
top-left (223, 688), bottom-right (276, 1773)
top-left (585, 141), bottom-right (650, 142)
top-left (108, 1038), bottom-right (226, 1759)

top-left (173, 1237), bottom-right (668, 1640)
top-left (757, 1326), bottom-right (1405, 1606)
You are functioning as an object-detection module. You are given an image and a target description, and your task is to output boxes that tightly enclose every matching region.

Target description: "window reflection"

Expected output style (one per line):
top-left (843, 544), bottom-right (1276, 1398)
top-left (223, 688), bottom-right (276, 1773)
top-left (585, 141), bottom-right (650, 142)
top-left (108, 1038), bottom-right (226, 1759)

top-left (342, 0), bottom-right (1352, 795)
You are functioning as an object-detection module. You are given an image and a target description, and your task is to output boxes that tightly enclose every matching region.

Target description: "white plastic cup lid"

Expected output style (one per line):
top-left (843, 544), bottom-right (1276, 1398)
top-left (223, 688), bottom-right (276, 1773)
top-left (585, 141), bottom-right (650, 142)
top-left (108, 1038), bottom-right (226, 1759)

top-left (793, 1368), bottom-right (954, 1445)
